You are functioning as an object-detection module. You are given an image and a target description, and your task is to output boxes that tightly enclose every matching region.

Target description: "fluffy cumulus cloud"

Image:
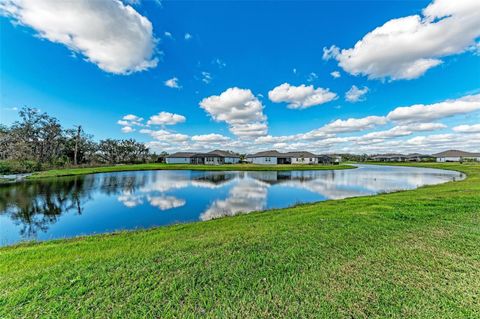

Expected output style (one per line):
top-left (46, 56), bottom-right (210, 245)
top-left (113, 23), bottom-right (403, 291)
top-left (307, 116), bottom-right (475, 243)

top-left (121, 126), bottom-right (135, 133)
top-left (191, 133), bottom-right (230, 143)
top-left (164, 77), bottom-right (181, 89)
top-left (117, 114), bottom-right (144, 132)
top-left (199, 87), bottom-right (268, 138)
top-left (453, 124), bottom-right (480, 133)
top-left (358, 122), bottom-right (446, 142)
top-left (387, 94), bottom-right (480, 122)
top-left (345, 85), bottom-right (369, 102)
top-left (330, 71), bottom-right (341, 79)
top-left (140, 129), bottom-right (189, 142)
top-left (320, 116), bottom-right (387, 133)
top-left (323, 0), bottom-right (480, 80)
top-left (147, 112), bottom-right (185, 125)
top-left (0, 0), bottom-right (158, 74)
top-left (268, 83), bottom-right (337, 109)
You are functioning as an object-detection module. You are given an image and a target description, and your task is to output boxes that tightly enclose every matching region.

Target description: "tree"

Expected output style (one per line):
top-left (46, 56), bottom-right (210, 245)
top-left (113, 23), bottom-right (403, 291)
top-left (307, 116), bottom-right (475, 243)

top-left (64, 127), bottom-right (96, 165)
top-left (7, 107), bottom-right (64, 162)
top-left (2, 107), bottom-right (151, 172)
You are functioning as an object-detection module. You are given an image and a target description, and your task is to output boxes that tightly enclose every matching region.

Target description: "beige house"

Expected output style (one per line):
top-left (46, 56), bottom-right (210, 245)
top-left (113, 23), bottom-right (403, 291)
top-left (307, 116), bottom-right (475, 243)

top-left (433, 150), bottom-right (480, 162)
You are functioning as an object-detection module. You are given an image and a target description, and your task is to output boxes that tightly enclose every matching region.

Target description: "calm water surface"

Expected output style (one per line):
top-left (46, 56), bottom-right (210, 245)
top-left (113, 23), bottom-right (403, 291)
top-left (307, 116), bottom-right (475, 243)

top-left (0, 165), bottom-right (464, 246)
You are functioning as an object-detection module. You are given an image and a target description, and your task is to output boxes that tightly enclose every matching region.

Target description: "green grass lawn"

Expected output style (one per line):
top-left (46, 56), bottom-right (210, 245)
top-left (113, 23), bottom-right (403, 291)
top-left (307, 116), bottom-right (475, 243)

top-left (26, 163), bottom-right (353, 180)
top-left (1, 163), bottom-right (479, 318)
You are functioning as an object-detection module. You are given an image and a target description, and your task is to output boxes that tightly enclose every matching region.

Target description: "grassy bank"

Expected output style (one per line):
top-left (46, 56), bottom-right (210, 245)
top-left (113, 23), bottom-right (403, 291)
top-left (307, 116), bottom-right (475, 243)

top-left (26, 163), bottom-right (353, 180)
top-left (1, 163), bottom-right (479, 318)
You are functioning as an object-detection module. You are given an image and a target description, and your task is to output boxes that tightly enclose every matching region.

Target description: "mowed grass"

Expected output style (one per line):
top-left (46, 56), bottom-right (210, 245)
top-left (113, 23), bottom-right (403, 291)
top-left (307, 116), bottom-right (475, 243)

top-left (26, 163), bottom-right (353, 180)
top-left (1, 163), bottom-right (479, 318)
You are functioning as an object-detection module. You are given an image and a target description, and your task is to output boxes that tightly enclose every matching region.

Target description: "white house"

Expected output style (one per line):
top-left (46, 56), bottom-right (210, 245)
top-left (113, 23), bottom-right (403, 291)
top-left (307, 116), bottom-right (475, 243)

top-left (204, 150), bottom-right (241, 165)
top-left (371, 154), bottom-right (407, 162)
top-left (433, 150), bottom-right (480, 162)
top-left (165, 152), bottom-right (200, 164)
top-left (246, 150), bottom-right (282, 164)
top-left (246, 150), bottom-right (339, 165)
top-left (284, 151), bottom-right (319, 164)
top-left (166, 150), bottom-right (240, 165)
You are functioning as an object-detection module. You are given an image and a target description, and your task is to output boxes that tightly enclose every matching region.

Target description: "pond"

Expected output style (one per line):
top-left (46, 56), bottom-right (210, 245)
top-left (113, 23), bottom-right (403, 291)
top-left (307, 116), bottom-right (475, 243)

top-left (0, 165), bottom-right (464, 246)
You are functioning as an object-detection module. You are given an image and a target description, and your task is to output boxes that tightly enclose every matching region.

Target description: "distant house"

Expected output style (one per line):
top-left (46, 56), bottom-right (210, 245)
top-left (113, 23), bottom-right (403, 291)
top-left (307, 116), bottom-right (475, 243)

top-left (284, 151), bottom-right (319, 164)
top-left (165, 152), bottom-right (200, 164)
top-left (166, 150), bottom-right (240, 165)
top-left (204, 150), bottom-right (241, 165)
top-left (406, 153), bottom-right (434, 162)
top-left (432, 150), bottom-right (480, 162)
top-left (371, 154), bottom-right (407, 162)
top-left (246, 150), bottom-right (283, 164)
top-left (246, 150), bottom-right (340, 165)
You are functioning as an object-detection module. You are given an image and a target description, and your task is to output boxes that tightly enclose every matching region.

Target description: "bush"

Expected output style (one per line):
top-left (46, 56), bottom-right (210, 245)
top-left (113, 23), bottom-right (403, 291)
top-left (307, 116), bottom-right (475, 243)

top-left (0, 160), bottom-right (42, 174)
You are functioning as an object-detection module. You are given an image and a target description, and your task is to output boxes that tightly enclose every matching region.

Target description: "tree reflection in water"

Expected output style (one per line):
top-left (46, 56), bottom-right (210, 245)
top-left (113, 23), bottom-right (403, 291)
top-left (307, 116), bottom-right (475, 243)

top-left (0, 176), bottom-right (92, 238)
top-left (0, 173), bottom-right (149, 238)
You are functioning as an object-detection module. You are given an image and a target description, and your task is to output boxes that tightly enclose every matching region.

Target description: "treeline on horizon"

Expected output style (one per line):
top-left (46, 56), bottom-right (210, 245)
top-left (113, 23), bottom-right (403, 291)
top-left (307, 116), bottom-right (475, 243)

top-left (0, 107), bottom-right (373, 175)
top-left (0, 107), bottom-right (166, 174)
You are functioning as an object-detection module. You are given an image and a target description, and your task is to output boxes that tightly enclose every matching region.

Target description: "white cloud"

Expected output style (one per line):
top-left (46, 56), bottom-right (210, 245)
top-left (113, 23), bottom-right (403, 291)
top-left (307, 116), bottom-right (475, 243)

top-left (123, 114), bottom-right (141, 121)
top-left (147, 112), bottom-right (186, 126)
top-left (330, 71), bottom-right (341, 79)
top-left (404, 122), bottom-right (447, 132)
top-left (359, 122), bottom-right (446, 141)
top-left (117, 114), bottom-right (144, 129)
top-left (323, 0), bottom-right (480, 80)
top-left (268, 83), bottom-right (337, 109)
top-left (229, 122), bottom-right (268, 138)
top-left (191, 133), bottom-right (230, 143)
top-left (199, 87), bottom-right (268, 138)
top-left (345, 85), bottom-right (369, 103)
top-left (307, 72), bottom-right (318, 82)
top-left (164, 31), bottom-right (172, 38)
top-left (213, 58), bottom-right (226, 68)
top-left (0, 0), bottom-right (158, 74)
top-left (387, 94), bottom-right (480, 122)
top-left (320, 116), bottom-right (387, 133)
top-left (121, 126), bottom-right (135, 133)
top-left (184, 33), bottom-right (192, 40)
top-left (453, 124), bottom-right (480, 133)
top-left (323, 45), bottom-right (340, 61)
top-left (201, 72), bottom-right (212, 84)
top-left (140, 129), bottom-right (189, 142)
top-left (164, 77), bottom-right (181, 89)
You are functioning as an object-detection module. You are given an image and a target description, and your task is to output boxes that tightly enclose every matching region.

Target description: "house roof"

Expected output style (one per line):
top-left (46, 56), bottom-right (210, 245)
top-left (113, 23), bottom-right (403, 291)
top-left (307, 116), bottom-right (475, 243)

top-left (407, 153), bottom-right (433, 158)
top-left (247, 150), bottom-right (284, 158)
top-left (207, 150), bottom-right (240, 158)
top-left (371, 153), bottom-right (406, 159)
top-left (432, 150), bottom-right (480, 157)
top-left (166, 152), bottom-right (199, 158)
top-left (247, 150), bottom-right (327, 158)
top-left (167, 150), bottom-right (240, 158)
top-left (284, 151), bottom-right (318, 158)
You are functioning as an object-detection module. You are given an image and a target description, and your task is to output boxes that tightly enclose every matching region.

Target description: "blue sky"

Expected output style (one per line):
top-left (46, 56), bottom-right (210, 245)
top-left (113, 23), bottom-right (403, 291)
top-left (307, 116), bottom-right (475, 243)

top-left (1, 0), bottom-right (479, 154)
